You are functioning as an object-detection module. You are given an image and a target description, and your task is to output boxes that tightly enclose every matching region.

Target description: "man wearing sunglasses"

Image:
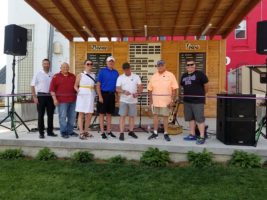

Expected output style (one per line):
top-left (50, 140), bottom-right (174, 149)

top-left (180, 59), bottom-right (209, 145)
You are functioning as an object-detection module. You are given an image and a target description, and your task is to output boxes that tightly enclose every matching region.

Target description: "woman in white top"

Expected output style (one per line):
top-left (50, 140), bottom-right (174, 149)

top-left (74, 59), bottom-right (96, 139)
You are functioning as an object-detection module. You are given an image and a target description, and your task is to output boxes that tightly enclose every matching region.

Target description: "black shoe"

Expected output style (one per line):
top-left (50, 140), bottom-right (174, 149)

top-left (119, 133), bottom-right (124, 141)
top-left (62, 135), bottom-right (69, 139)
top-left (39, 134), bottom-right (45, 139)
top-left (101, 133), bottom-right (107, 139)
top-left (70, 132), bottom-right (79, 137)
top-left (164, 134), bottom-right (171, 142)
top-left (128, 131), bottom-right (138, 139)
top-left (47, 132), bottom-right (58, 137)
top-left (148, 133), bottom-right (158, 140)
top-left (108, 132), bottom-right (116, 138)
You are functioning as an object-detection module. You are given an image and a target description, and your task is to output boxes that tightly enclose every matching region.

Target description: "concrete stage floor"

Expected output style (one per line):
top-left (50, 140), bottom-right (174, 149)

top-left (0, 115), bottom-right (266, 163)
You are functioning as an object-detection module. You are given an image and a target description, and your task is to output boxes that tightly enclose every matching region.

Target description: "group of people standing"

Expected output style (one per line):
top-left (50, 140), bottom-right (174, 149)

top-left (31, 56), bottom-right (208, 145)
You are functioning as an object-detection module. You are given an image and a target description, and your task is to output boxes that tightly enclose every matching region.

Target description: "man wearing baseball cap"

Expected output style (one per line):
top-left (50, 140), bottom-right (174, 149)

top-left (147, 60), bottom-right (178, 141)
top-left (96, 56), bottom-right (119, 139)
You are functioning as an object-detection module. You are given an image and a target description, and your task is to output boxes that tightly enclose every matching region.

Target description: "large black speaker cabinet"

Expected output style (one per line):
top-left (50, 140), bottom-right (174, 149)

top-left (256, 20), bottom-right (267, 55)
top-left (216, 94), bottom-right (256, 146)
top-left (4, 24), bottom-right (27, 56)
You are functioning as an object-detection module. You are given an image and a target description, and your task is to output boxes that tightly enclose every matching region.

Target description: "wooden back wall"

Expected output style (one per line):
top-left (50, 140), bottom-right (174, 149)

top-left (70, 40), bottom-right (226, 117)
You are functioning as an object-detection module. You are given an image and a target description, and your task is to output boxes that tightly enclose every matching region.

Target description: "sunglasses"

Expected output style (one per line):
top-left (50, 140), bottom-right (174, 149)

top-left (86, 63), bottom-right (93, 66)
top-left (186, 63), bottom-right (195, 66)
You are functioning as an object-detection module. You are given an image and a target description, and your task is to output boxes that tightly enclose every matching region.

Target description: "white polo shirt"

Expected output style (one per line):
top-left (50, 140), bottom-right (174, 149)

top-left (116, 73), bottom-right (141, 104)
top-left (31, 70), bottom-right (53, 93)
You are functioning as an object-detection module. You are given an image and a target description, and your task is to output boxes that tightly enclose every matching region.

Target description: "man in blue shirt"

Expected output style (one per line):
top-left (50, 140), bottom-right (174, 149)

top-left (96, 56), bottom-right (119, 139)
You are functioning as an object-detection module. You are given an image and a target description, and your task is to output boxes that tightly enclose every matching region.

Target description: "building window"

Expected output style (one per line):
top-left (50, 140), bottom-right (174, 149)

top-left (235, 20), bottom-right (247, 39)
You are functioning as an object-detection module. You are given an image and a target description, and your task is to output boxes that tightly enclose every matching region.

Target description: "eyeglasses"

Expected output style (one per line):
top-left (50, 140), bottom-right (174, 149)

top-left (186, 63), bottom-right (195, 66)
top-left (86, 63), bottom-right (93, 66)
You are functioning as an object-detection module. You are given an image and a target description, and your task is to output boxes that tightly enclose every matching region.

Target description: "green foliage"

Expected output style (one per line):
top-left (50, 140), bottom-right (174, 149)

top-left (0, 149), bottom-right (24, 160)
top-left (72, 151), bottom-right (94, 163)
top-left (140, 147), bottom-right (170, 167)
top-left (229, 150), bottom-right (261, 168)
top-left (36, 147), bottom-right (57, 161)
top-left (108, 155), bottom-right (126, 164)
top-left (187, 149), bottom-right (213, 168)
top-left (1, 159), bottom-right (267, 199)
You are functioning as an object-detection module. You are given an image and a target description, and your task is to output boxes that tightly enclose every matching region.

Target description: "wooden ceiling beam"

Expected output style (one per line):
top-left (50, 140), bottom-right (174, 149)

top-left (69, 0), bottom-right (99, 41)
top-left (197, 0), bottom-right (222, 38)
top-left (184, 0), bottom-right (202, 39)
top-left (25, 0), bottom-right (73, 41)
top-left (51, 0), bottom-right (88, 41)
top-left (209, 0), bottom-right (243, 39)
top-left (124, 0), bottom-right (135, 37)
top-left (159, 0), bottom-right (165, 37)
top-left (106, 0), bottom-right (123, 39)
top-left (222, 0), bottom-right (261, 39)
top-left (87, 0), bottom-right (111, 41)
top-left (172, 0), bottom-right (183, 37)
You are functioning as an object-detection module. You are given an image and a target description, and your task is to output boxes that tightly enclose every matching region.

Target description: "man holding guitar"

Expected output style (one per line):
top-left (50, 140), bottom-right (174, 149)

top-left (147, 60), bottom-right (178, 142)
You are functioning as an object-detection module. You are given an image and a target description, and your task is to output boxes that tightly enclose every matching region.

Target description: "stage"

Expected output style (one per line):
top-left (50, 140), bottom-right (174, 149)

top-left (0, 116), bottom-right (266, 163)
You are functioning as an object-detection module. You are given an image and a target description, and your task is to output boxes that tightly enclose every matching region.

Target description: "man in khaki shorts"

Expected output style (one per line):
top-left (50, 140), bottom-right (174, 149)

top-left (147, 60), bottom-right (178, 141)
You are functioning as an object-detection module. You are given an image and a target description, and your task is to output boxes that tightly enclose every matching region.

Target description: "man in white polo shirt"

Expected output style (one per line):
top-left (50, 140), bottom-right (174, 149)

top-left (116, 62), bottom-right (143, 141)
top-left (31, 58), bottom-right (56, 139)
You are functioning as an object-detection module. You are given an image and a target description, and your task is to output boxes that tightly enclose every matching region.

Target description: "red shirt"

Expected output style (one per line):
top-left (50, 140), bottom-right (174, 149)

top-left (49, 72), bottom-right (76, 103)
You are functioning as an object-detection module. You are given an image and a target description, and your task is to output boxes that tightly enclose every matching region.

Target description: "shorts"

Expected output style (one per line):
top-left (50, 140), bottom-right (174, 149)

top-left (97, 91), bottom-right (115, 114)
top-left (153, 107), bottom-right (170, 117)
top-left (184, 102), bottom-right (205, 123)
top-left (118, 102), bottom-right (137, 117)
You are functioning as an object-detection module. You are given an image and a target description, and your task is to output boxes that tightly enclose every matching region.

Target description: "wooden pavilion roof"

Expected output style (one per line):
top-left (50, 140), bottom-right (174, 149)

top-left (25, 0), bottom-right (261, 41)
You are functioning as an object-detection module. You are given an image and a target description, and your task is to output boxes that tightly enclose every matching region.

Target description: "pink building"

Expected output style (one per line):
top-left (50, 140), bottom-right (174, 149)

top-left (226, 0), bottom-right (267, 73)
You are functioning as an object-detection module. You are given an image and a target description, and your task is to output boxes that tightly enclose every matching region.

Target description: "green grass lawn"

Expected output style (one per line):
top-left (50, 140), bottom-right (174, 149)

top-left (0, 160), bottom-right (266, 200)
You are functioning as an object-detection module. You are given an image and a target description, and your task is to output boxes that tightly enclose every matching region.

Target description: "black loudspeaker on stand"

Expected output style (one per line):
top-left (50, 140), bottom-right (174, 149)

top-left (4, 24), bottom-right (27, 56)
top-left (216, 94), bottom-right (256, 146)
top-left (256, 20), bottom-right (267, 144)
top-left (0, 24), bottom-right (29, 138)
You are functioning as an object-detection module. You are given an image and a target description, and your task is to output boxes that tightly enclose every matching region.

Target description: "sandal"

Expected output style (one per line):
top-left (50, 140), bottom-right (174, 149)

top-left (79, 132), bottom-right (88, 140)
top-left (84, 132), bottom-right (94, 138)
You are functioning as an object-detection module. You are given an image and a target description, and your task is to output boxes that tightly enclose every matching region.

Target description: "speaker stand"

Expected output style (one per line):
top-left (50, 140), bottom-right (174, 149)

top-left (0, 56), bottom-right (30, 138)
top-left (134, 93), bottom-right (148, 133)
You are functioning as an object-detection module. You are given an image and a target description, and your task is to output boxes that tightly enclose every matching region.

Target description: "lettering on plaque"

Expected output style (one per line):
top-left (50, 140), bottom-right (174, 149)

top-left (91, 45), bottom-right (109, 51)
top-left (185, 43), bottom-right (200, 50)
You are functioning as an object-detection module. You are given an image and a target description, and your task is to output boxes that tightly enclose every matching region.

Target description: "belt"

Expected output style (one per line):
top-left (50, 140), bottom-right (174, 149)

top-left (101, 90), bottom-right (115, 94)
top-left (80, 85), bottom-right (94, 89)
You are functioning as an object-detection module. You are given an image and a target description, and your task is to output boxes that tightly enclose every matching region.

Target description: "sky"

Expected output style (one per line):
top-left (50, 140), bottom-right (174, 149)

top-left (0, 0), bottom-right (8, 69)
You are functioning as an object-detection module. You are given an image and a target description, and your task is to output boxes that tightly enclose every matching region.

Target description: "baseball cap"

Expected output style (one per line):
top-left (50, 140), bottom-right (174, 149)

top-left (106, 56), bottom-right (115, 62)
top-left (157, 60), bottom-right (165, 66)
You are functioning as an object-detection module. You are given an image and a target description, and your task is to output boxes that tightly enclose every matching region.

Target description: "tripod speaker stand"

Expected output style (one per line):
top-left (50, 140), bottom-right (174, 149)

top-left (134, 92), bottom-right (148, 133)
top-left (0, 56), bottom-right (30, 138)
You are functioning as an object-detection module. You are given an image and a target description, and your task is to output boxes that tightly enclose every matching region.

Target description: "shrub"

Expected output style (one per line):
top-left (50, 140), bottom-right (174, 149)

top-left (36, 147), bottom-right (57, 161)
top-left (0, 149), bottom-right (24, 160)
top-left (229, 150), bottom-right (261, 168)
top-left (187, 149), bottom-right (213, 168)
top-left (140, 147), bottom-right (170, 167)
top-left (72, 151), bottom-right (94, 163)
top-left (108, 155), bottom-right (126, 164)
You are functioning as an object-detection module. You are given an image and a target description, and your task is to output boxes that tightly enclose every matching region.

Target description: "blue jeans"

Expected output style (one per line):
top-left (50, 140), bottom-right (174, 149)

top-left (57, 102), bottom-right (76, 135)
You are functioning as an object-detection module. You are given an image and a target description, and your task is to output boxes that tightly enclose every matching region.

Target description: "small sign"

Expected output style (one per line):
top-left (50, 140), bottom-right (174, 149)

top-left (185, 43), bottom-right (200, 50)
top-left (91, 45), bottom-right (109, 51)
